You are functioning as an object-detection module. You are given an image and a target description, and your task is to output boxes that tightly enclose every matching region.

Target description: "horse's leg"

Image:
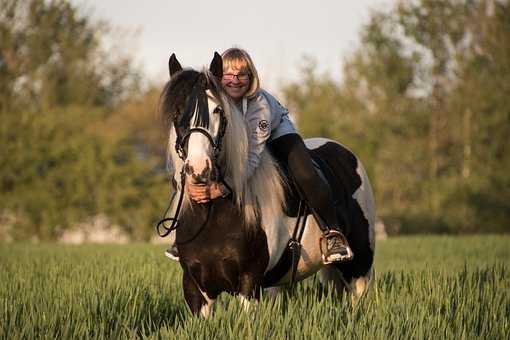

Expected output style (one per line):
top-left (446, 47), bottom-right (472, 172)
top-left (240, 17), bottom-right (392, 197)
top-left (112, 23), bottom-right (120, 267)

top-left (238, 273), bottom-right (260, 311)
top-left (319, 264), bottom-right (348, 297)
top-left (347, 266), bottom-right (374, 304)
top-left (182, 270), bottom-right (215, 318)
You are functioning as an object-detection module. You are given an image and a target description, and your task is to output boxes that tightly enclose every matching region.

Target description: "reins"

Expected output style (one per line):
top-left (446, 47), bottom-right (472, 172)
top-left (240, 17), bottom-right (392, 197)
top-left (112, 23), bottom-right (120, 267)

top-left (155, 171), bottom-right (186, 238)
top-left (155, 169), bottom-right (215, 245)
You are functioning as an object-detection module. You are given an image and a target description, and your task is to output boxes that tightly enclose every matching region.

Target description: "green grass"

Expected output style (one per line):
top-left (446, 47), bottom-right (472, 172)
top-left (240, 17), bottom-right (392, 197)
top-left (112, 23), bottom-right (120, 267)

top-left (1, 236), bottom-right (509, 339)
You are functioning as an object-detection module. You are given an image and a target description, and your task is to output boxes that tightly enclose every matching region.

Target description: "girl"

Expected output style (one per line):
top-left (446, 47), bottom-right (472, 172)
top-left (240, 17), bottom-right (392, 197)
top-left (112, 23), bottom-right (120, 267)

top-left (173, 48), bottom-right (352, 264)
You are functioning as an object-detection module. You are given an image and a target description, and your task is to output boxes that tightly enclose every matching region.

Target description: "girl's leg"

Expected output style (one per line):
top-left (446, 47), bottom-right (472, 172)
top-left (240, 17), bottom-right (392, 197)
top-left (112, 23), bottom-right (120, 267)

top-left (268, 133), bottom-right (353, 263)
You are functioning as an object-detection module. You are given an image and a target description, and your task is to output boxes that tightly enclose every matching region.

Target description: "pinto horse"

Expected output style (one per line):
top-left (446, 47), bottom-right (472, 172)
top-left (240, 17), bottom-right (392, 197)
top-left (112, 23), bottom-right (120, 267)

top-left (160, 52), bottom-right (376, 317)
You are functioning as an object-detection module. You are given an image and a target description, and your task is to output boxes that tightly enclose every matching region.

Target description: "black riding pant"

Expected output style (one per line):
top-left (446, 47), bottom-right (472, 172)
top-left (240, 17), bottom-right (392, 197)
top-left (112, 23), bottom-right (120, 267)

top-left (267, 133), bottom-right (340, 232)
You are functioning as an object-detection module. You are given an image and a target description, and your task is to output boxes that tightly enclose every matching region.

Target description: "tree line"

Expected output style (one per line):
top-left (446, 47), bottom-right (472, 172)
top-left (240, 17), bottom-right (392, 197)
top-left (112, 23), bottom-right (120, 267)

top-left (0, 0), bottom-right (168, 240)
top-left (1, 0), bottom-right (508, 240)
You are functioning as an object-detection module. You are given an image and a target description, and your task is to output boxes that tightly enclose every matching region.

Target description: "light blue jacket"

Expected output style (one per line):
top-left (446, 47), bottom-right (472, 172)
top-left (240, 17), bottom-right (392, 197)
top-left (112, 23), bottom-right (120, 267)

top-left (241, 89), bottom-right (297, 179)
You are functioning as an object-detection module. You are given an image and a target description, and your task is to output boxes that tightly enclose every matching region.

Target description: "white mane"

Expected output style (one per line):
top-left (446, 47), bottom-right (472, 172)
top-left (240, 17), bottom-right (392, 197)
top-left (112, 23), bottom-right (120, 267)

top-left (166, 72), bottom-right (286, 231)
top-left (219, 91), bottom-right (286, 229)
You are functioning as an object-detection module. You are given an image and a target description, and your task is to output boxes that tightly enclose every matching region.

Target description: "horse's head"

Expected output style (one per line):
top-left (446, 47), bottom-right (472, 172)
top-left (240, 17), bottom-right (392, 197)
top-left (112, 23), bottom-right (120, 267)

top-left (161, 52), bottom-right (228, 185)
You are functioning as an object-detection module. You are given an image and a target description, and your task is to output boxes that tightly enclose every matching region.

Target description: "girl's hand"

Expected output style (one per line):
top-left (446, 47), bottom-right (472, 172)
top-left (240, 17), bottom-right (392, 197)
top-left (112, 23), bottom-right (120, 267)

top-left (186, 181), bottom-right (224, 203)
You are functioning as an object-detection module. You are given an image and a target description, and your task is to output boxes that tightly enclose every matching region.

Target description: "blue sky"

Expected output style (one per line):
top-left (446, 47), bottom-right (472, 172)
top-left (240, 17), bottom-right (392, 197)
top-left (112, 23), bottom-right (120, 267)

top-left (72, 0), bottom-right (393, 92)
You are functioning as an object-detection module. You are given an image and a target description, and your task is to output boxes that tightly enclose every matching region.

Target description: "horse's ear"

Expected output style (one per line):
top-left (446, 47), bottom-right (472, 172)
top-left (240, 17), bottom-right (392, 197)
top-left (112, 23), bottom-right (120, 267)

top-left (209, 52), bottom-right (223, 79)
top-left (168, 53), bottom-right (182, 78)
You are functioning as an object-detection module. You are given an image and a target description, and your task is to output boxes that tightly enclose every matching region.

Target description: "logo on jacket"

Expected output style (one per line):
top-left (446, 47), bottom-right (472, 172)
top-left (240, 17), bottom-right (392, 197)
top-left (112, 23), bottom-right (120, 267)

top-left (258, 120), bottom-right (269, 132)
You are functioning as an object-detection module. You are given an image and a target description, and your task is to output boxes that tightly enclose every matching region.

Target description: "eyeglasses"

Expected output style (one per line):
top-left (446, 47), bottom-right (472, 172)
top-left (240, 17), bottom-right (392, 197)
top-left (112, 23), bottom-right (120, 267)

top-left (222, 73), bottom-right (250, 82)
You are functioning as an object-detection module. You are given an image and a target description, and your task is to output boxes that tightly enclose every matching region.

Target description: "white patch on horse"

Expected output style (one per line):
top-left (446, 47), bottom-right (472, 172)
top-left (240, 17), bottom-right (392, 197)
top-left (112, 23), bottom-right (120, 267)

top-left (266, 215), bottom-right (324, 282)
top-left (353, 161), bottom-right (376, 251)
top-left (304, 137), bottom-right (329, 150)
top-left (206, 90), bottom-right (221, 135)
top-left (186, 101), bottom-right (213, 178)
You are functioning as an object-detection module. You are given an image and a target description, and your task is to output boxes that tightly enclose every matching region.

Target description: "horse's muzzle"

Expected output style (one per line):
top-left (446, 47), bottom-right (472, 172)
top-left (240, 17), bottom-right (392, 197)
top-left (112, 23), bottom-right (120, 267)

top-left (184, 159), bottom-right (218, 184)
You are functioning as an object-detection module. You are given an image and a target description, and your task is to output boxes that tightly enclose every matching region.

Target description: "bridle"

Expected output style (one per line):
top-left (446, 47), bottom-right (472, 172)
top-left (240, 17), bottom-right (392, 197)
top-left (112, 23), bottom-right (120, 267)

top-left (156, 89), bottom-right (228, 243)
top-left (174, 105), bottom-right (228, 162)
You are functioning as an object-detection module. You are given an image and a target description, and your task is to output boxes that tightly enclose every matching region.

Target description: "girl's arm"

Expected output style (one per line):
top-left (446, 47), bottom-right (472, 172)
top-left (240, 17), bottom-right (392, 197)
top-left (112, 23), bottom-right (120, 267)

top-left (244, 94), bottom-right (272, 179)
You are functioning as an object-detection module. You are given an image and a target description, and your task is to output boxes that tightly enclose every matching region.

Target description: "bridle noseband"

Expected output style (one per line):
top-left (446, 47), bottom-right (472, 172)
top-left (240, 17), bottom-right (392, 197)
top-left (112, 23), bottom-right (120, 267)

top-left (174, 106), bottom-right (227, 162)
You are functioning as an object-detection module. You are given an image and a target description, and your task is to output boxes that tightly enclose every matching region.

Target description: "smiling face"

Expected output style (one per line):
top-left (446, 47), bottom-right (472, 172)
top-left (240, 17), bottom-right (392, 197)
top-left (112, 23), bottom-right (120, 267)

top-left (221, 62), bottom-right (251, 102)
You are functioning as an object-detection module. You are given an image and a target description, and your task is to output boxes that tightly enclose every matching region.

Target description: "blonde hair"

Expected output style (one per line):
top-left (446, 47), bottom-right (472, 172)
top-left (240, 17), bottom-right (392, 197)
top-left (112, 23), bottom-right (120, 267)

top-left (221, 47), bottom-right (260, 98)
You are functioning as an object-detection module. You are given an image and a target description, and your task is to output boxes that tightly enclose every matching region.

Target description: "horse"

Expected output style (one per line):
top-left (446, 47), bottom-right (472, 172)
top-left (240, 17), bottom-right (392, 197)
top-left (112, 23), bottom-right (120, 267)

top-left (159, 52), bottom-right (376, 317)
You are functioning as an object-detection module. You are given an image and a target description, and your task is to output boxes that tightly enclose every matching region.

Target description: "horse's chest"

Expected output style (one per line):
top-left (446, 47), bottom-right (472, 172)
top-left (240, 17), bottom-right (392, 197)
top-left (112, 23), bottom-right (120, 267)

top-left (178, 202), bottom-right (270, 296)
top-left (183, 233), bottom-right (245, 264)
top-left (180, 230), bottom-right (269, 296)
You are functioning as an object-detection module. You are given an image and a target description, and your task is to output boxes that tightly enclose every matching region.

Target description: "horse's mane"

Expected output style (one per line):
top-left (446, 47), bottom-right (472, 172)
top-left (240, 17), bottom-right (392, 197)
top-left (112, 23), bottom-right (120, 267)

top-left (161, 69), bottom-right (286, 231)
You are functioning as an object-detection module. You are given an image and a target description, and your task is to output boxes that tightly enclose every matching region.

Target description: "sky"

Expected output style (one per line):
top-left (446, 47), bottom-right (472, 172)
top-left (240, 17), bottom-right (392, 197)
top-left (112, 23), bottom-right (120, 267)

top-left (72, 0), bottom-right (393, 92)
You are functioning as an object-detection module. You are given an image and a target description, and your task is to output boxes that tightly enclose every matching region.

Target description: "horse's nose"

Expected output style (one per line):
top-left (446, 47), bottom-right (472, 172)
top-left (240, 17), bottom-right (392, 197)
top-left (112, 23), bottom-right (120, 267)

top-left (184, 162), bottom-right (194, 176)
top-left (184, 159), bottom-right (213, 184)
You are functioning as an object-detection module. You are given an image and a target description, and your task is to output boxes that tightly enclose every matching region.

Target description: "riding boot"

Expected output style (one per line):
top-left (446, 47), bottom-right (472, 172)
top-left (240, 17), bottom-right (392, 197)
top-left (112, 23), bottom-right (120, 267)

top-left (320, 229), bottom-right (353, 264)
top-left (310, 207), bottom-right (354, 264)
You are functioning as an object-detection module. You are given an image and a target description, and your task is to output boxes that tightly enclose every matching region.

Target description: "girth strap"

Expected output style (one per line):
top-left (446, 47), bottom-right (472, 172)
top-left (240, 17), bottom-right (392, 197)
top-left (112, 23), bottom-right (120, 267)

top-left (262, 200), bottom-right (309, 287)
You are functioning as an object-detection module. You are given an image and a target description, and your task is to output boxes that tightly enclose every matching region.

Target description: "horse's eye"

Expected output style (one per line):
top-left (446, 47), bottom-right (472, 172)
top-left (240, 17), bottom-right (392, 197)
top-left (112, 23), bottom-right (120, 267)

top-left (213, 106), bottom-right (223, 114)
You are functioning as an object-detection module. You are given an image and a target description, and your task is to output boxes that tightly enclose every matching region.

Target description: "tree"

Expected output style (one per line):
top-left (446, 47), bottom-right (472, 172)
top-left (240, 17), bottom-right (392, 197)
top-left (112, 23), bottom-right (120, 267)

top-left (282, 0), bottom-right (510, 233)
top-left (0, 0), bottom-right (167, 240)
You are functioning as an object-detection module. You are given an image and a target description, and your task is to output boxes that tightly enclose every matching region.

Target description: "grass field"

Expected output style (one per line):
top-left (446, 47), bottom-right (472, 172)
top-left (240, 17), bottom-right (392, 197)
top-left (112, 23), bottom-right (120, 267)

top-left (1, 235), bottom-right (509, 339)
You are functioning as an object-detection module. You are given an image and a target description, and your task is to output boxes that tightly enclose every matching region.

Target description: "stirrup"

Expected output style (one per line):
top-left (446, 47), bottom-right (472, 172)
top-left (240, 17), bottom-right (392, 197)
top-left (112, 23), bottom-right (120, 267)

top-left (319, 230), bottom-right (354, 264)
